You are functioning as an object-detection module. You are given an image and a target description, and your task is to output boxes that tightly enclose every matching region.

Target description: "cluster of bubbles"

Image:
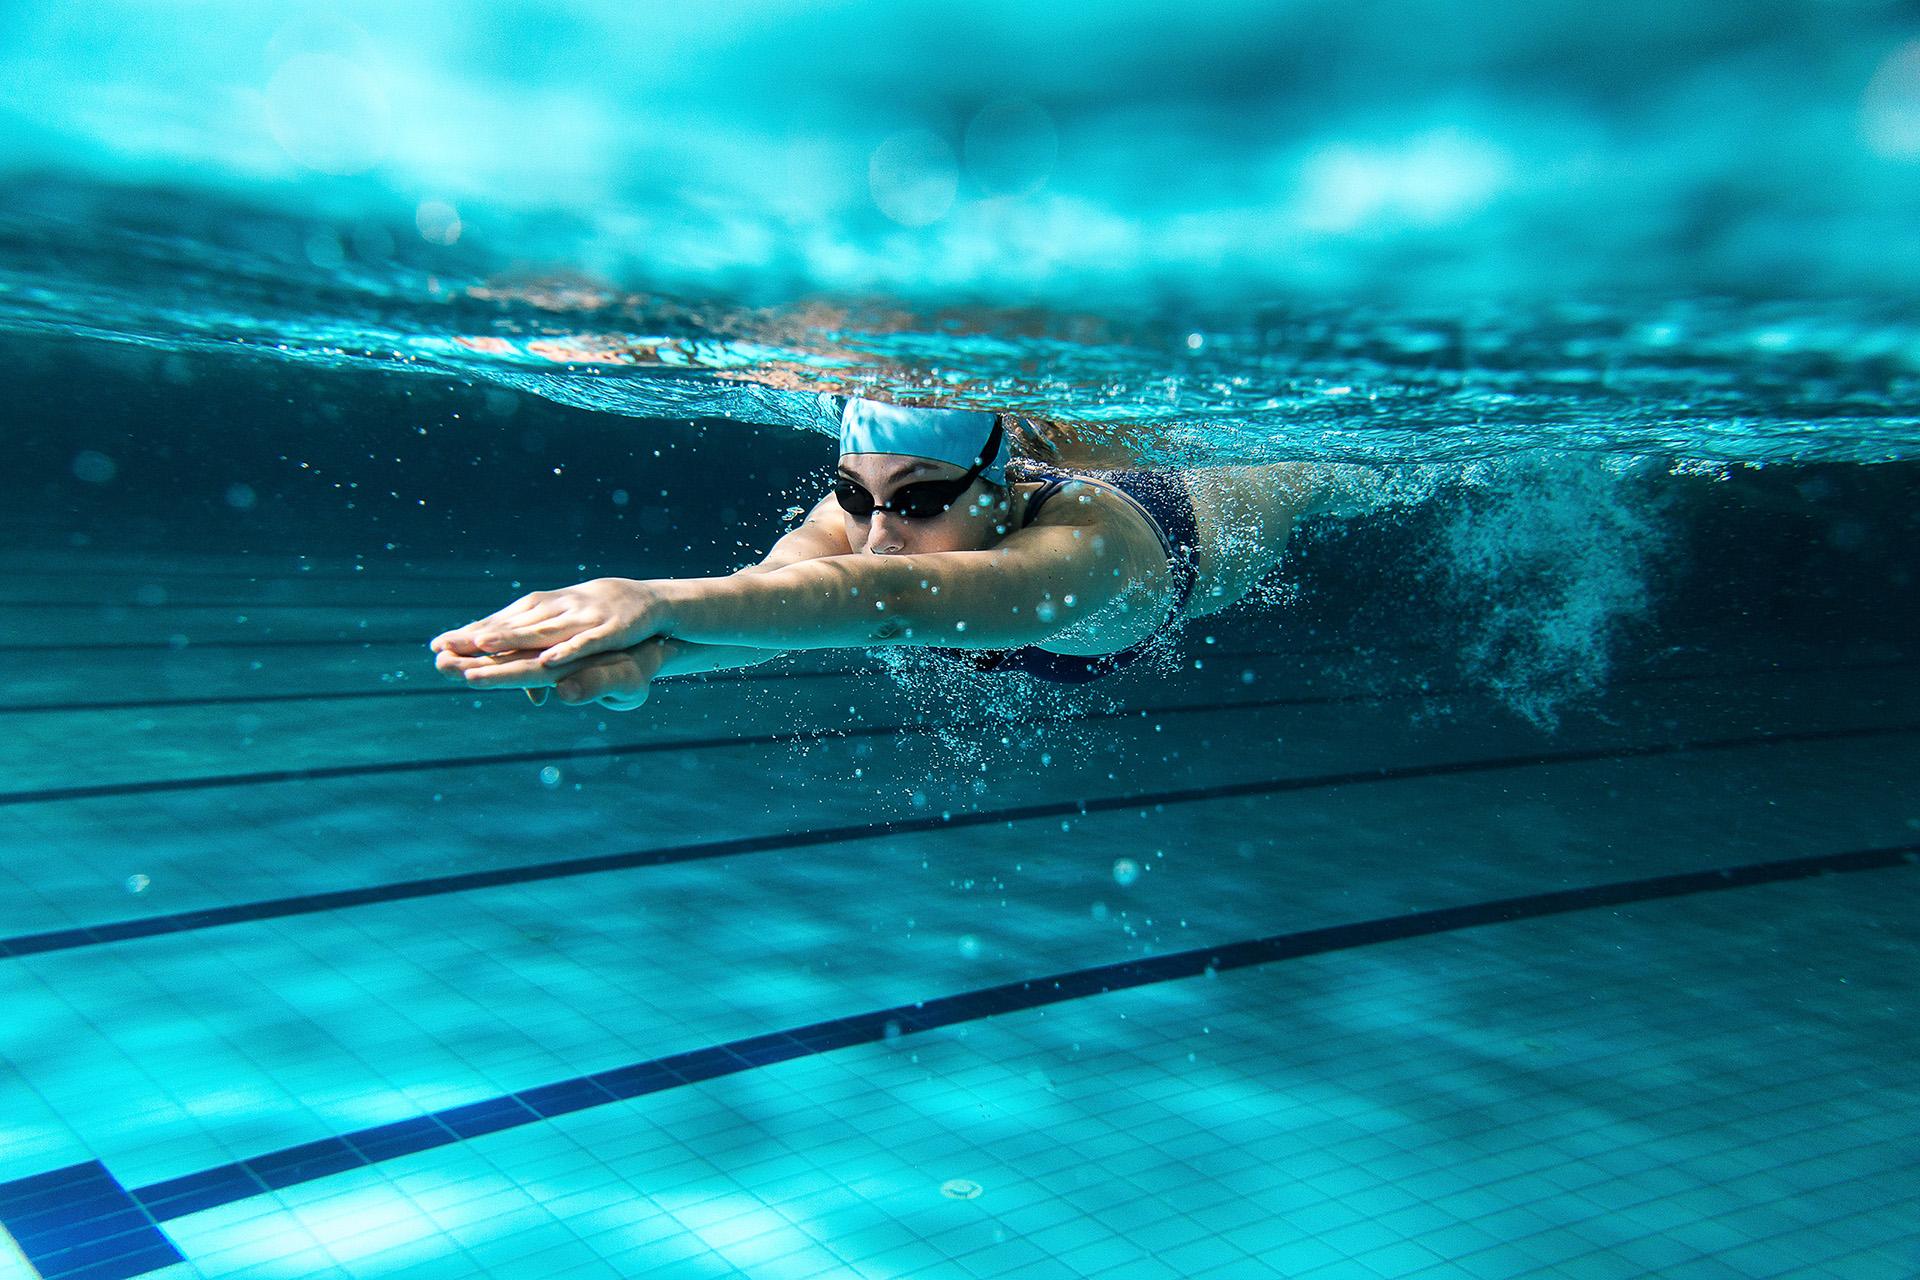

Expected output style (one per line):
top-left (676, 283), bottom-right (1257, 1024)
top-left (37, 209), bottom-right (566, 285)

top-left (1432, 458), bottom-right (1666, 730)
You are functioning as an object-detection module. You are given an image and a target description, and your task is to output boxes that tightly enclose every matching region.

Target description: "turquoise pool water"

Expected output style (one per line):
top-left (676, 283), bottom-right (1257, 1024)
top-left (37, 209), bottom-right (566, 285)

top-left (3, 3), bottom-right (1918, 1278)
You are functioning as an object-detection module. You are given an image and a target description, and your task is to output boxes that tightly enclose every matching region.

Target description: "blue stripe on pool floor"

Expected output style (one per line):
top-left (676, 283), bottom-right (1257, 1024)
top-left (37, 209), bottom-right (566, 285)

top-left (0, 646), bottom-right (1904, 719)
top-left (3, 840), bottom-right (1912, 1279)
top-left (0, 665), bottom-right (867, 715)
top-left (0, 680), bottom-right (1439, 807)
top-left (0, 1162), bottom-right (182, 1280)
top-left (4, 717), bottom-right (1915, 960)
top-left (0, 643), bottom-right (1359, 714)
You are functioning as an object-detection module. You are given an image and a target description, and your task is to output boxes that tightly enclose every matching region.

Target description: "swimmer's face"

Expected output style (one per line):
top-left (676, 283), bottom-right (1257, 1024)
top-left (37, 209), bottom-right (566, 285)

top-left (835, 453), bottom-right (1011, 556)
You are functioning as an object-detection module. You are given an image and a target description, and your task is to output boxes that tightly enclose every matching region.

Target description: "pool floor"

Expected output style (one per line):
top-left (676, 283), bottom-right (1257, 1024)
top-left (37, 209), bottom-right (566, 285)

top-left (1, 549), bottom-right (1916, 1279)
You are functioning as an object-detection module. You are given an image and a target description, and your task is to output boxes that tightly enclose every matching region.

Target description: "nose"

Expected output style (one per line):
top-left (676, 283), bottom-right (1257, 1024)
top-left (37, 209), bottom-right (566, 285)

top-left (865, 512), bottom-right (907, 555)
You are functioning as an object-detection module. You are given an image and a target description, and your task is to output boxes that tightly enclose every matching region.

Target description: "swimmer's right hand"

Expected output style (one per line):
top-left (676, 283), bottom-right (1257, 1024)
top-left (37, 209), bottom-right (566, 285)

top-left (430, 577), bottom-right (669, 670)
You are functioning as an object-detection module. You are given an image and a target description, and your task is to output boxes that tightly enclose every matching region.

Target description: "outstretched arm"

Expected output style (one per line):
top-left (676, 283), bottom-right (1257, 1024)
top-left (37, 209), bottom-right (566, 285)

top-left (434, 494), bottom-right (849, 671)
top-left (576, 492), bottom-right (852, 674)
top-left (434, 494), bottom-right (856, 707)
top-left (453, 505), bottom-right (1165, 695)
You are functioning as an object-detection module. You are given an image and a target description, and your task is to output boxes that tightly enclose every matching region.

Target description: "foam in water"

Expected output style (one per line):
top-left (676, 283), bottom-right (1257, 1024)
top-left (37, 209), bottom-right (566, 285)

top-left (1434, 458), bottom-right (1667, 729)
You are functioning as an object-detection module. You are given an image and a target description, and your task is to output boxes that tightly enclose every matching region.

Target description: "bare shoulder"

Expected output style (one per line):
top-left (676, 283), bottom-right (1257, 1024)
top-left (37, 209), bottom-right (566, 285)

top-left (741, 490), bottom-right (851, 574)
top-left (803, 489), bottom-right (849, 527)
top-left (795, 491), bottom-right (854, 549)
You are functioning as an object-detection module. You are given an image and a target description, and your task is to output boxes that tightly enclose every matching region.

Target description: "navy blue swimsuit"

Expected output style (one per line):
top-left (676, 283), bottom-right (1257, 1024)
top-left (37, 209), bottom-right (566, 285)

top-left (938, 467), bottom-right (1201, 683)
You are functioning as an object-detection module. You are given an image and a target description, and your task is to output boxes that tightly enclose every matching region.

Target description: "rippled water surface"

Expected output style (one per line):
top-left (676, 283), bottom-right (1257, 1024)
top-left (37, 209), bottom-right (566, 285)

top-left (5, 0), bottom-right (1920, 465)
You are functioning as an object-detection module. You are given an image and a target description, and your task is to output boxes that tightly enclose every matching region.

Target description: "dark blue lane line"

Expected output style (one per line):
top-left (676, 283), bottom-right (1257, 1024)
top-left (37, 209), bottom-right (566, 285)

top-left (0, 664), bottom-right (878, 715)
top-left (2, 646), bottom-right (1905, 801)
top-left (5, 719), bottom-right (1915, 961)
top-left (4, 841), bottom-right (1914, 1280)
top-left (0, 678), bottom-right (1436, 807)
top-left (0, 1161), bottom-right (182, 1280)
top-left (6, 600), bottom-right (483, 610)
top-left (53, 637), bottom-right (463, 652)
top-left (0, 564), bottom-right (593, 586)
top-left (1, 649), bottom-right (1906, 718)
top-left (0, 644), bottom-right (1347, 715)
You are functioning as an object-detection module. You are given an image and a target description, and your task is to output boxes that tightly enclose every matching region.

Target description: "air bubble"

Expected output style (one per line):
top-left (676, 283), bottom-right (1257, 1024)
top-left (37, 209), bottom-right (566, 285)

top-left (72, 452), bottom-right (116, 484)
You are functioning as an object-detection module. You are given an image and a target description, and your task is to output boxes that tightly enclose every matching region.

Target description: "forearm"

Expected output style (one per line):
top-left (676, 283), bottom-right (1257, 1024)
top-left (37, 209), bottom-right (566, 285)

top-left (648, 636), bottom-right (786, 677)
top-left (656, 554), bottom-right (1048, 652)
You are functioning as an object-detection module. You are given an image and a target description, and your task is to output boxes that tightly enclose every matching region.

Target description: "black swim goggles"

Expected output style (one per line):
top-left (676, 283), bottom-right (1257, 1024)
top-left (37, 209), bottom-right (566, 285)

top-left (834, 419), bottom-right (1005, 520)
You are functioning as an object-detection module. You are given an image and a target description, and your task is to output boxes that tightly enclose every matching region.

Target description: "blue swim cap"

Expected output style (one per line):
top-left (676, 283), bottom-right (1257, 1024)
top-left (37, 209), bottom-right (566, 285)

top-left (834, 395), bottom-right (1007, 485)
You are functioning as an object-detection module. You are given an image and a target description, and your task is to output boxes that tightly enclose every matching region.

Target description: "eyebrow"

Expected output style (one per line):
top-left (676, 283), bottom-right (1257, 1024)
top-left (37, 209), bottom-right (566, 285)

top-left (837, 460), bottom-right (937, 483)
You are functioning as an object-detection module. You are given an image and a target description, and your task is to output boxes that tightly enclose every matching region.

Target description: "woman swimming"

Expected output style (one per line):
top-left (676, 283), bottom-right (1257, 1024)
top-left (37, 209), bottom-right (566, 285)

top-left (430, 395), bottom-right (1329, 709)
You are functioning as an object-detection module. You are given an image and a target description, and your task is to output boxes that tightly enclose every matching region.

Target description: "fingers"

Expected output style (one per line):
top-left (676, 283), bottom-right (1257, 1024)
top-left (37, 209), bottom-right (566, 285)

top-left (431, 593), bottom-right (546, 651)
top-left (444, 645), bottom-right (591, 697)
top-left (469, 605), bottom-right (574, 652)
top-left (459, 652), bottom-right (565, 688)
top-left (435, 647), bottom-right (495, 677)
top-left (536, 626), bottom-right (619, 668)
top-left (431, 630), bottom-right (488, 657)
top-left (434, 592), bottom-right (655, 712)
top-left (435, 647), bottom-right (537, 681)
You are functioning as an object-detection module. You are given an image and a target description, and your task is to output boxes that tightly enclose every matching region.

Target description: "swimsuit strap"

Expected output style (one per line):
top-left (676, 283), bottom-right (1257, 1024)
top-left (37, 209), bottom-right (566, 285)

top-left (1019, 475), bottom-right (1072, 527)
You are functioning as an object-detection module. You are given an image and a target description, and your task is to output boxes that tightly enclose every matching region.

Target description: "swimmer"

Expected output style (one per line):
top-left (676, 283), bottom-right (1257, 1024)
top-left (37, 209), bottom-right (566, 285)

top-left (430, 396), bottom-right (1337, 709)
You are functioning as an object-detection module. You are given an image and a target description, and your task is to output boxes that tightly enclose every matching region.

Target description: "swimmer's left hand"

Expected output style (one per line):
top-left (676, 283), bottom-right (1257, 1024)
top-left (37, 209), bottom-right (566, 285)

top-left (431, 577), bottom-right (674, 667)
top-left (435, 642), bottom-right (664, 711)
top-left (547, 644), bottom-right (666, 711)
top-left (433, 645), bottom-right (564, 691)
